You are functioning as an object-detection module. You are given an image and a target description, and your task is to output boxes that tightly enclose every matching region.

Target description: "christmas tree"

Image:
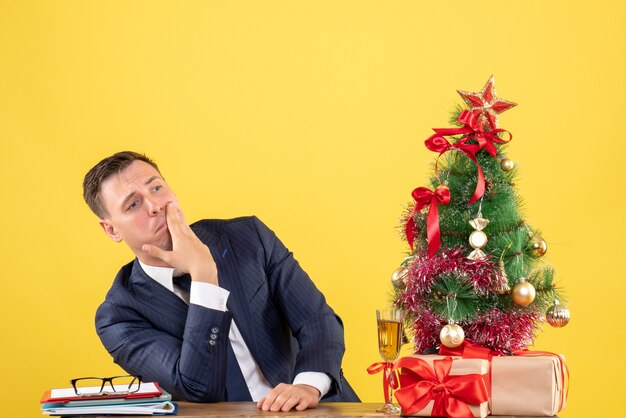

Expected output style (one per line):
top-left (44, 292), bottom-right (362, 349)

top-left (394, 76), bottom-right (570, 354)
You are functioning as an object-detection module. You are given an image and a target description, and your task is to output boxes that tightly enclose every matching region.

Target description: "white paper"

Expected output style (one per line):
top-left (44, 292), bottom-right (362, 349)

top-left (50, 382), bottom-right (159, 399)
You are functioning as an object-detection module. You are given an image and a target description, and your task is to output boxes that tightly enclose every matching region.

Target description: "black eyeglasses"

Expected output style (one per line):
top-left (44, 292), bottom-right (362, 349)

top-left (70, 375), bottom-right (142, 396)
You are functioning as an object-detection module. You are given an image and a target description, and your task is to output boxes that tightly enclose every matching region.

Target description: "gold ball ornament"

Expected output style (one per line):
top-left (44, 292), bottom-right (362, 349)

top-left (439, 323), bottom-right (465, 348)
top-left (500, 158), bottom-right (515, 171)
top-left (546, 301), bottom-right (570, 328)
top-left (391, 266), bottom-right (409, 289)
top-left (512, 278), bottom-right (536, 306)
top-left (529, 236), bottom-right (548, 257)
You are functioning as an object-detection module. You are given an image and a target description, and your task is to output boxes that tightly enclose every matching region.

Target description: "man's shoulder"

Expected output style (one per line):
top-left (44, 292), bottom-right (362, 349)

top-left (190, 216), bottom-right (280, 261)
top-left (191, 215), bottom-right (258, 229)
top-left (95, 260), bottom-right (137, 328)
top-left (101, 260), bottom-right (135, 302)
top-left (190, 216), bottom-right (268, 239)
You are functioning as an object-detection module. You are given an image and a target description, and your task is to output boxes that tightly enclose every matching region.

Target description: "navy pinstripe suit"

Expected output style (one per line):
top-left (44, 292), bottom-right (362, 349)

top-left (95, 216), bottom-right (359, 402)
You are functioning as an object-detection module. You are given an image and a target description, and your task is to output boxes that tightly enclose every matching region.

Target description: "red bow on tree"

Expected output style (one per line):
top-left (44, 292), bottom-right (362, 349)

top-left (393, 356), bottom-right (489, 418)
top-left (423, 110), bottom-right (512, 204)
top-left (405, 185), bottom-right (450, 257)
top-left (431, 110), bottom-right (512, 157)
top-left (424, 134), bottom-right (484, 204)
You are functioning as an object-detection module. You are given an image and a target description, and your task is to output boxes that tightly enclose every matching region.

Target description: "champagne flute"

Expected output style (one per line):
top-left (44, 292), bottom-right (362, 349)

top-left (376, 309), bottom-right (404, 414)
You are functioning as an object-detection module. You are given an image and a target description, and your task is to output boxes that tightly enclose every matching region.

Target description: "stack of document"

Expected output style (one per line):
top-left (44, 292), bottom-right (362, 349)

top-left (40, 382), bottom-right (177, 416)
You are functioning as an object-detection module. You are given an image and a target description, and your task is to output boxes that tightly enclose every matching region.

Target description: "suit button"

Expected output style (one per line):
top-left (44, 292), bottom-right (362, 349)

top-left (208, 339), bottom-right (217, 346)
top-left (210, 334), bottom-right (218, 340)
top-left (208, 346), bottom-right (215, 353)
top-left (211, 327), bottom-right (219, 334)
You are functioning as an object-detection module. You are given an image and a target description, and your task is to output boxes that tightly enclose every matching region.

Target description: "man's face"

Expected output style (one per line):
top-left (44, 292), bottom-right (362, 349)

top-left (98, 160), bottom-right (178, 266)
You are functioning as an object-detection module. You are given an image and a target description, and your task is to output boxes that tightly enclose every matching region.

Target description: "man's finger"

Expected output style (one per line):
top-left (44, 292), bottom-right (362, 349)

top-left (173, 204), bottom-right (188, 224)
top-left (165, 203), bottom-right (184, 235)
top-left (255, 397), bottom-right (266, 410)
top-left (270, 391), bottom-right (292, 412)
top-left (258, 385), bottom-right (283, 411)
top-left (295, 398), bottom-right (310, 411)
top-left (142, 244), bottom-right (170, 263)
top-left (167, 202), bottom-right (196, 239)
top-left (293, 385), bottom-right (318, 411)
top-left (259, 393), bottom-right (276, 411)
top-left (280, 394), bottom-right (301, 412)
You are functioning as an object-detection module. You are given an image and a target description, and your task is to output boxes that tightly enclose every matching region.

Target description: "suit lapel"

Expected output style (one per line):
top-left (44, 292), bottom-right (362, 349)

top-left (192, 223), bottom-right (265, 316)
top-left (128, 260), bottom-right (189, 335)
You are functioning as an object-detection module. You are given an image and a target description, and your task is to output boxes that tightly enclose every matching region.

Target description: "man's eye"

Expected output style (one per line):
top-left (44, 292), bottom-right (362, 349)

top-left (153, 185), bottom-right (162, 192)
top-left (128, 201), bottom-right (138, 210)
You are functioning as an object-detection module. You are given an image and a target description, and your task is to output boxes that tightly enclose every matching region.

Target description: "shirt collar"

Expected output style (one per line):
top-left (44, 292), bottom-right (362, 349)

top-left (138, 260), bottom-right (181, 293)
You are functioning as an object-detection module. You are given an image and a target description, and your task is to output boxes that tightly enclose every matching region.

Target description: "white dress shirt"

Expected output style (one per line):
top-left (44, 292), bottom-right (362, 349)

top-left (138, 261), bottom-right (331, 401)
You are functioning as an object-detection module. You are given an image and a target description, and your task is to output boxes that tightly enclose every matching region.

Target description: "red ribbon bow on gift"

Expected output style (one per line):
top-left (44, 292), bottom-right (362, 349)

top-left (393, 356), bottom-right (489, 418)
top-left (424, 110), bottom-right (513, 204)
top-left (405, 185), bottom-right (451, 257)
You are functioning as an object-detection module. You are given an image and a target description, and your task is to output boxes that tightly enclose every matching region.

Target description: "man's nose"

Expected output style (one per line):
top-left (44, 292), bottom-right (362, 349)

top-left (146, 197), bottom-right (165, 216)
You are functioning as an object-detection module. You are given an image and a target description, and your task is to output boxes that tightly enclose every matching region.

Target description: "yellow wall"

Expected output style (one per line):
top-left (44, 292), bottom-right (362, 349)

top-left (1, 1), bottom-right (624, 416)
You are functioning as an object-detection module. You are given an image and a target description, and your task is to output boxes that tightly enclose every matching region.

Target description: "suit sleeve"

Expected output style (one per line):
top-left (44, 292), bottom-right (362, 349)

top-left (251, 216), bottom-right (347, 398)
top-left (96, 299), bottom-right (231, 402)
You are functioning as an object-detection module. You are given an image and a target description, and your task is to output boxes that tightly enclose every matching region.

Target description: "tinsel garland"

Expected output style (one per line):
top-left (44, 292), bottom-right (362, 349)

top-left (396, 247), bottom-right (540, 354)
top-left (464, 309), bottom-right (541, 354)
top-left (404, 247), bottom-right (497, 295)
top-left (406, 307), bottom-right (445, 354)
top-left (405, 306), bottom-right (540, 354)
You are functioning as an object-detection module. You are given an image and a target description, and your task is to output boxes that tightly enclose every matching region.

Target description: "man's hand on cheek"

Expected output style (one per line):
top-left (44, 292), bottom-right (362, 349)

top-left (142, 203), bottom-right (218, 285)
top-left (256, 383), bottom-right (320, 412)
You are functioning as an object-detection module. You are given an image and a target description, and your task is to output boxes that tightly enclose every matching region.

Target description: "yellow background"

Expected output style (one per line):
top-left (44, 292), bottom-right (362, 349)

top-left (1, 1), bottom-right (624, 416)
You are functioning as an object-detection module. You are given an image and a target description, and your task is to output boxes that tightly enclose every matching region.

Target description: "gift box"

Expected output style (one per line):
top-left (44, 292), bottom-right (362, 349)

top-left (490, 354), bottom-right (567, 416)
top-left (394, 355), bottom-right (490, 417)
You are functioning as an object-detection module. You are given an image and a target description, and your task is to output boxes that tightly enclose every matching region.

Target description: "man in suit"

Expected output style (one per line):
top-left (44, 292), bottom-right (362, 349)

top-left (83, 151), bottom-right (359, 411)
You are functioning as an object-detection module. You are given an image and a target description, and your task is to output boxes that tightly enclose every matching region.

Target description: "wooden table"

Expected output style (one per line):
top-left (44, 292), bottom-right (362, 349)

top-left (152, 402), bottom-right (558, 417)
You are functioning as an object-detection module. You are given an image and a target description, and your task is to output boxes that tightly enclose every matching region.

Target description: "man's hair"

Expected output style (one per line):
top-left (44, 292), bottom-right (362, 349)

top-left (83, 151), bottom-right (160, 218)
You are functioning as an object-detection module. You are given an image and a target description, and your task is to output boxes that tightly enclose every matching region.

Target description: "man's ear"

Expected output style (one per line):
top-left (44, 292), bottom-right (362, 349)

top-left (99, 219), bottom-right (123, 243)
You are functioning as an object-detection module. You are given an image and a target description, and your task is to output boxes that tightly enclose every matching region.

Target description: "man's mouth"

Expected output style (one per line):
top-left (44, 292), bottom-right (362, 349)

top-left (155, 221), bottom-right (168, 233)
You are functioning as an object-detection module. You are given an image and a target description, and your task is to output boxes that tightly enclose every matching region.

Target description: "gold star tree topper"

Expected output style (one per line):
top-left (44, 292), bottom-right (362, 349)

top-left (457, 75), bottom-right (517, 130)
